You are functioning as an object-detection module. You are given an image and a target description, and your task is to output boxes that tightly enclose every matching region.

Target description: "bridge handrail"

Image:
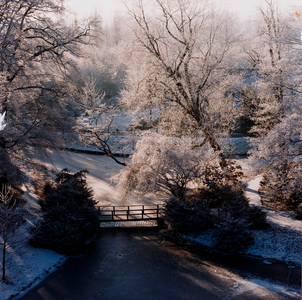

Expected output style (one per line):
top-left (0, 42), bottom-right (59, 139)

top-left (97, 204), bottom-right (163, 221)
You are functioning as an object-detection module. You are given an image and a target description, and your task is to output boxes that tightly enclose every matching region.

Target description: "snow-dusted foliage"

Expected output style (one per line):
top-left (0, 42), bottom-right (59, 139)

top-left (249, 113), bottom-right (302, 210)
top-left (162, 159), bottom-right (268, 252)
top-left (214, 216), bottom-right (254, 254)
top-left (0, 0), bottom-right (94, 186)
top-left (0, 112), bottom-right (5, 131)
top-left (121, 0), bottom-right (242, 166)
top-left (76, 77), bottom-right (128, 166)
top-left (114, 135), bottom-right (214, 202)
top-left (71, 11), bottom-right (128, 106)
top-left (241, 0), bottom-right (302, 210)
top-left (241, 0), bottom-right (302, 136)
top-left (250, 113), bottom-right (302, 169)
top-left (163, 196), bottom-right (213, 235)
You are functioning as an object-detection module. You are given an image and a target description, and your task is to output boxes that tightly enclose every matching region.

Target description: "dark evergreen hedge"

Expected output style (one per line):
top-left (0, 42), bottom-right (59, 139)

top-left (162, 163), bottom-right (268, 253)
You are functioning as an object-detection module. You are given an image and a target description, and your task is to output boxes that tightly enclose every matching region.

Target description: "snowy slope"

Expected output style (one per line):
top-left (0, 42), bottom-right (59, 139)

top-left (0, 186), bottom-right (66, 300)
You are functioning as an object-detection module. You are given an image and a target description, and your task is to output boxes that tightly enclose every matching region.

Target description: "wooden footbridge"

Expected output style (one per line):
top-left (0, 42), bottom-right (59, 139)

top-left (97, 204), bottom-right (163, 227)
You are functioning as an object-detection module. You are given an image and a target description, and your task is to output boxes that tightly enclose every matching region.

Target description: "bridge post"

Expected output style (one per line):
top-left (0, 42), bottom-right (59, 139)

top-left (142, 205), bottom-right (144, 219)
top-left (127, 206), bottom-right (129, 220)
top-left (157, 204), bottom-right (159, 219)
top-left (112, 206), bottom-right (115, 220)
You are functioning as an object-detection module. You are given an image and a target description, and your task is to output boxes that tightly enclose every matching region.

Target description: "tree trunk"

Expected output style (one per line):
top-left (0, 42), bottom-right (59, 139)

top-left (2, 241), bottom-right (6, 281)
top-left (203, 126), bottom-right (227, 169)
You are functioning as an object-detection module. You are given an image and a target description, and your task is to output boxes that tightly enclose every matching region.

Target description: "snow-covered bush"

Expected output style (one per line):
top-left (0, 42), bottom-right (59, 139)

top-left (30, 169), bottom-right (99, 253)
top-left (199, 161), bottom-right (244, 208)
top-left (40, 169), bottom-right (96, 211)
top-left (114, 135), bottom-right (209, 202)
top-left (245, 206), bottom-right (268, 230)
top-left (30, 206), bottom-right (97, 254)
top-left (249, 113), bottom-right (302, 211)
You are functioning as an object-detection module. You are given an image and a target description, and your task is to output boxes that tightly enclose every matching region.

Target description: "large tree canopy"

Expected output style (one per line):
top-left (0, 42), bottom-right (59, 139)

top-left (0, 0), bottom-right (93, 184)
top-left (241, 0), bottom-right (302, 136)
top-left (121, 0), bottom-right (242, 166)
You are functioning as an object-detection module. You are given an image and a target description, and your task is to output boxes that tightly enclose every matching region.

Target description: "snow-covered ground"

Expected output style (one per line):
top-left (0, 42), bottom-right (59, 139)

top-left (185, 158), bottom-right (302, 266)
top-left (1, 152), bottom-right (301, 299)
top-left (66, 132), bottom-right (253, 156)
top-left (0, 186), bottom-right (66, 300)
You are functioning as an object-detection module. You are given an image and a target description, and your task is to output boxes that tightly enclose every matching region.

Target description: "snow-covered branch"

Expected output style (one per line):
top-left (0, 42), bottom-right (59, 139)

top-left (0, 112), bottom-right (5, 131)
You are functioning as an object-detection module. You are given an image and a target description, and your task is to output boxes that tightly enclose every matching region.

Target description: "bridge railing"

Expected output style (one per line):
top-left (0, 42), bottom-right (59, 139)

top-left (97, 204), bottom-right (163, 222)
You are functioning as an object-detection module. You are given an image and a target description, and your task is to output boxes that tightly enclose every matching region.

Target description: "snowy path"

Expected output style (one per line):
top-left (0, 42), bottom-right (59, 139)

top-left (234, 158), bottom-right (302, 231)
top-left (245, 175), bottom-right (262, 206)
top-left (246, 175), bottom-right (302, 230)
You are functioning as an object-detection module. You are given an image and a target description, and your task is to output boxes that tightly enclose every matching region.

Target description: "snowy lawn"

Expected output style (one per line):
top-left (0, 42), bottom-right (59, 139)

top-left (1, 152), bottom-right (301, 299)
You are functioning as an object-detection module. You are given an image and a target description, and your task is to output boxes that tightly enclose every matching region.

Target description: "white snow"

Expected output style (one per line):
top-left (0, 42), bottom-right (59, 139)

top-left (0, 112), bottom-right (5, 131)
top-left (66, 134), bottom-right (253, 156)
top-left (46, 151), bottom-right (126, 206)
top-left (231, 277), bottom-right (301, 299)
top-left (0, 187), bottom-right (66, 300)
top-left (0, 152), bottom-right (301, 299)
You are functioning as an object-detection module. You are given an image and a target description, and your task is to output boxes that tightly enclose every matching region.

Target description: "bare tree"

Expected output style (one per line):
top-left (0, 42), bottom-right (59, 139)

top-left (0, 0), bottom-right (94, 186)
top-left (121, 0), bottom-right (242, 167)
top-left (0, 186), bottom-right (24, 281)
top-left (76, 77), bottom-right (128, 166)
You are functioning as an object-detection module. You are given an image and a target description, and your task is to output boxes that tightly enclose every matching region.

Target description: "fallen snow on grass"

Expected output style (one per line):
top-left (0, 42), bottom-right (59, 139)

top-left (247, 224), bottom-right (302, 265)
top-left (0, 188), bottom-right (66, 300)
top-left (2, 243), bottom-right (66, 300)
top-left (47, 151), bottom-right (164, 206)
top-left (46, 151), bottom-right (126, 206)
top-left (185, 223), bottom-right (302, 266)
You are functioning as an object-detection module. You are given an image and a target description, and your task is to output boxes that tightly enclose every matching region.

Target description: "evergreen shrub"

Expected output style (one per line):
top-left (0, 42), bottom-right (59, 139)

top-left (162, 160), bottom-right (268, 252)
top-left (294, 203), bottom-right (302, 220)
top-left (214, 216), bottom-right (254, 253)
top-left (163, 196), bottom-right (213, 235)
top-left (30, 169), bottom-right (99, 253)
